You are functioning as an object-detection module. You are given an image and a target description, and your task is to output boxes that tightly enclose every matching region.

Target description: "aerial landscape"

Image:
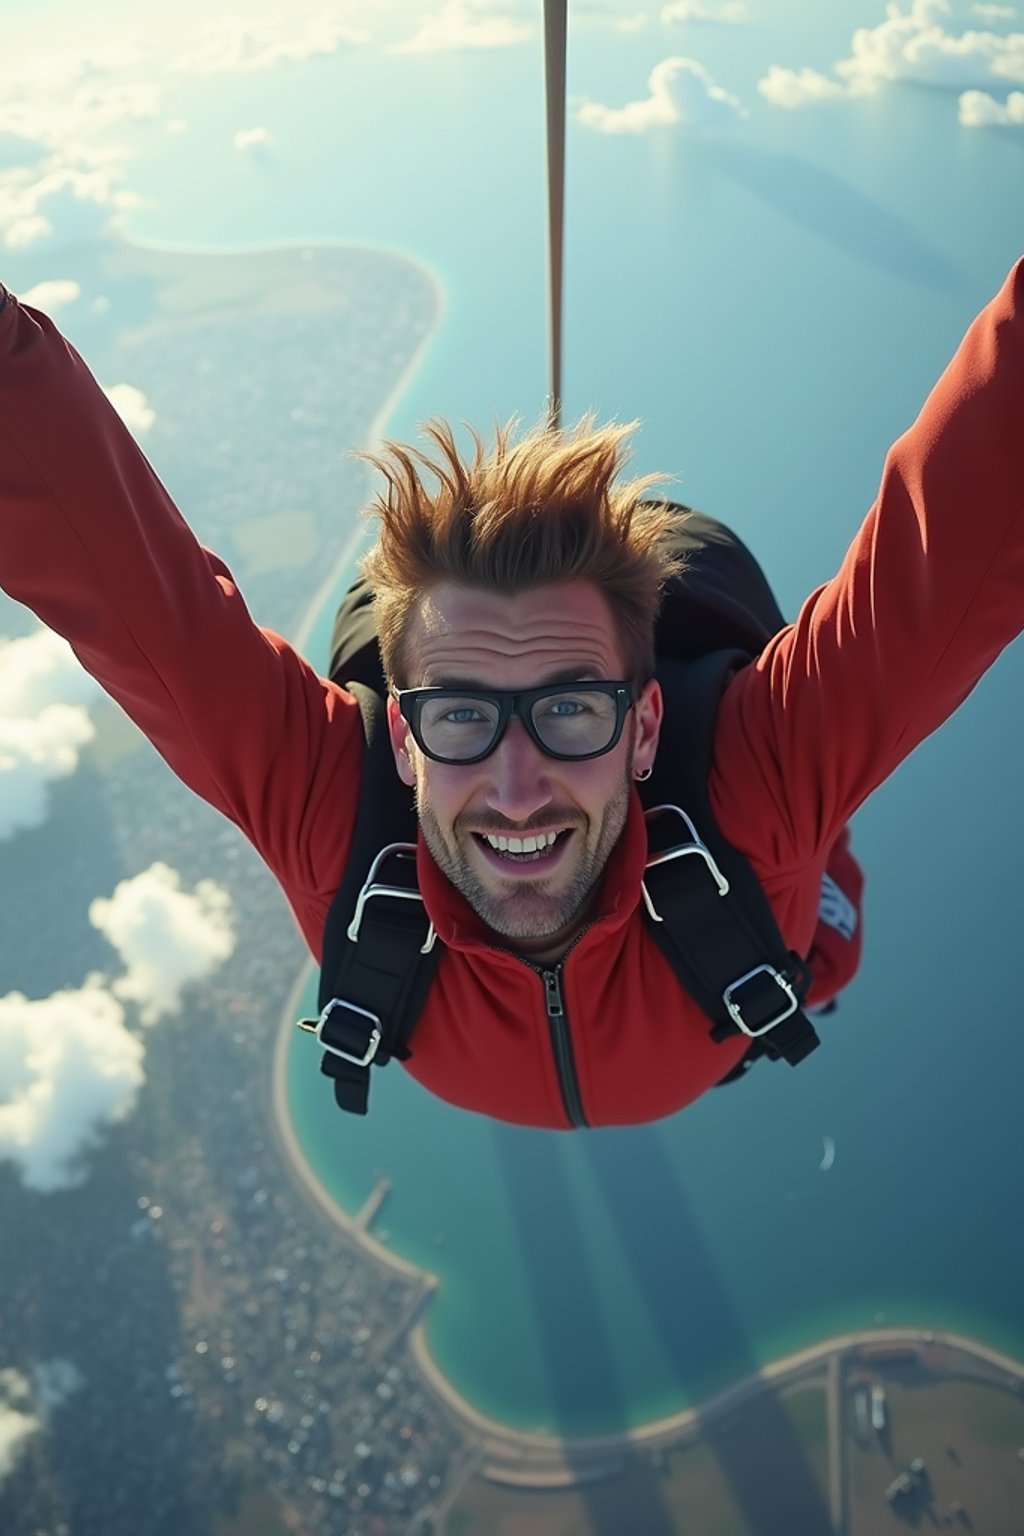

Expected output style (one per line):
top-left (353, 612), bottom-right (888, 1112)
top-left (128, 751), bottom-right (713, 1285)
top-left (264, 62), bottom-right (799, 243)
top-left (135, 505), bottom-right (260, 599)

top-left (1, 3), bottom-right (1023, 1534)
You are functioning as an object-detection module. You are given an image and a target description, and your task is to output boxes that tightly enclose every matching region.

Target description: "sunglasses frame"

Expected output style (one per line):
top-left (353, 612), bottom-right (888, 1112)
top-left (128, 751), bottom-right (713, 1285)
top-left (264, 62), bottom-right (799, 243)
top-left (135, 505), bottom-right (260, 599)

top-left (395, 681), bottom-right (635, 765)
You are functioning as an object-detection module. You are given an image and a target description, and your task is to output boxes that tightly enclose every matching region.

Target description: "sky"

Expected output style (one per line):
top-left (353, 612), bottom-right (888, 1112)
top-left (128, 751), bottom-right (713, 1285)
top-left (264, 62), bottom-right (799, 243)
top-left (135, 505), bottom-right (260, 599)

top-left (1, 0), bottom-right (1022, 1472)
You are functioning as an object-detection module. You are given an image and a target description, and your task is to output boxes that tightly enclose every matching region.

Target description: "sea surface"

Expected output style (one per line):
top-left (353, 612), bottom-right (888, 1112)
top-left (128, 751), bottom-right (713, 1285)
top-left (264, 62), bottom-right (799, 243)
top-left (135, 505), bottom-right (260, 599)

top-left (12, 0), bottom-right (1024, 1436)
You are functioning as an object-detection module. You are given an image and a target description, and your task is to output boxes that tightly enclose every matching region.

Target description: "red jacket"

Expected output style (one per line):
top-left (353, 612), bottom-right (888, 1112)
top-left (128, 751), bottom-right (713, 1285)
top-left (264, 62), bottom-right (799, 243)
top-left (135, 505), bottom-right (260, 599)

top-left (1, 265), bottom-right (1022, 1128)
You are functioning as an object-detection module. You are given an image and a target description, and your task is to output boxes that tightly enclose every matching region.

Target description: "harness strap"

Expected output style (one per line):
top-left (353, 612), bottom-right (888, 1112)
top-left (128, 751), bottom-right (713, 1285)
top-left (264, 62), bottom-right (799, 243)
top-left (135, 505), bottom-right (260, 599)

top-left (642, 652), bottom-right (819, 1070)
top-left (302, 683), bottom-right (441, 1115)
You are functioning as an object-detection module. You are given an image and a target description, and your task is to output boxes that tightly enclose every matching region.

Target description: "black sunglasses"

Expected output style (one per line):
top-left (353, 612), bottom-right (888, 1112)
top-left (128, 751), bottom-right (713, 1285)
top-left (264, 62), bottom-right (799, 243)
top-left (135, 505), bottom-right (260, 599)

top-left (395, 681), bottom-right (635, 765)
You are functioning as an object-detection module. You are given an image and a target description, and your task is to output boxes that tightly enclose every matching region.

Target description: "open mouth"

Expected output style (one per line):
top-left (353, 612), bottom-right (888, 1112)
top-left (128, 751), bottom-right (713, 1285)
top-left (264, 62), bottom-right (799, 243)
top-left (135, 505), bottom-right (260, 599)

top-left (472, 828), bottom-right (574, 869)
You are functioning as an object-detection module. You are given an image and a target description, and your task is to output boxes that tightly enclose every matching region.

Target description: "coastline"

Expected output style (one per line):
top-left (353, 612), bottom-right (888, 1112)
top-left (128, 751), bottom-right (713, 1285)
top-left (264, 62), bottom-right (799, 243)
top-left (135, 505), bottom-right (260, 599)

top-left (288, 248), bottom-right (446, 660)
top-left (272, 997), bottom-right (1024, 1470)
top-left (266, 230), bottom-right (448, 1287)
top-left (407, 1323), bottom-right (1024, 1473)
top-left (271, 961), bottom-right (440, 1295)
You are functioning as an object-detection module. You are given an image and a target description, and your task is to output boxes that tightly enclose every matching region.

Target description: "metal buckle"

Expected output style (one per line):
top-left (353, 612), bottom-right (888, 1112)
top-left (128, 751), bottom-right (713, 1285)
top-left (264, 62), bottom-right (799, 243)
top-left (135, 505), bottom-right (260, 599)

top-left (297, 997), bottom-right (383, 1066)
top-left (346, 842), bottom-right (437, 954)
top-left (723, 965), bottom-right (799, 1038)
top-left (640, 803), bottom-right (730, 922)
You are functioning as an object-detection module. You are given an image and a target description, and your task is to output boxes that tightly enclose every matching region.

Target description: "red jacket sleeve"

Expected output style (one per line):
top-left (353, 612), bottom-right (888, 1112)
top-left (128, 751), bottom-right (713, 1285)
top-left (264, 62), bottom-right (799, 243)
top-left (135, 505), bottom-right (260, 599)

top-left (0, 289), bottom-right (362, 933)
top-left (712, 258), bottom-right (1024, 876)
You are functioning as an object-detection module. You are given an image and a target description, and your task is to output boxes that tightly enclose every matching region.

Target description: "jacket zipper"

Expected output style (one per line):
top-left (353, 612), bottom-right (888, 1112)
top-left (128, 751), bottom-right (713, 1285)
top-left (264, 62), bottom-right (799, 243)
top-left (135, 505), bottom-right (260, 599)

top-left (540, 964), bottom-right (588, 1128)
top-left (492, 928), bottom-right (591, 1129)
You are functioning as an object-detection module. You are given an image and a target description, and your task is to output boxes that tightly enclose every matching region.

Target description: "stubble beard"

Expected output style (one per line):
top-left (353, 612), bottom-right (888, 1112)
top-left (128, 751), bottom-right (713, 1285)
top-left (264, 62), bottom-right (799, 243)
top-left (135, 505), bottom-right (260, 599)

top-left (415, 759), bottom-right (634, 946)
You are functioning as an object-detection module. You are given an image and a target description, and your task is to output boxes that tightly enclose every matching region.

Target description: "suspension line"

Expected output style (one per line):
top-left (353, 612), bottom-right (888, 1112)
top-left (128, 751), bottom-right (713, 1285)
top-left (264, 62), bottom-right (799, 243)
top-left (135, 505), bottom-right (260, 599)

top-left (543, 0), bottom-right (567, 431)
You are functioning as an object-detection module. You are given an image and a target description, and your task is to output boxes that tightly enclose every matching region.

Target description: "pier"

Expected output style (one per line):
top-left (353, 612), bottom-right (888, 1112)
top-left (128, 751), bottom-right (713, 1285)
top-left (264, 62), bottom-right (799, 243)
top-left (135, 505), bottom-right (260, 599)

top-left (354, 1173), bottom-right (392, 1233)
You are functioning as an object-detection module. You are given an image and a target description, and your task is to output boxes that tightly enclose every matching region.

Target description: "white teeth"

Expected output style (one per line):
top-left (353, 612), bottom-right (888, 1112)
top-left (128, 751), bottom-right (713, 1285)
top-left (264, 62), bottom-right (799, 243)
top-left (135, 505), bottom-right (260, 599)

top-left (484, 830), bottom-right (559, 854)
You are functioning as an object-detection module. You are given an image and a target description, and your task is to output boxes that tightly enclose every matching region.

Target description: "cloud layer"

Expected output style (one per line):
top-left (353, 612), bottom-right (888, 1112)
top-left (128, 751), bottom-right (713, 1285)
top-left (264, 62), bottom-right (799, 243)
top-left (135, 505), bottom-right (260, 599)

top-left (580, 55), bottom-right (746, 133)
top-left (0, 13), bottom-right (368, 250)
top-left (759, 0), bottom-right (1024, 119)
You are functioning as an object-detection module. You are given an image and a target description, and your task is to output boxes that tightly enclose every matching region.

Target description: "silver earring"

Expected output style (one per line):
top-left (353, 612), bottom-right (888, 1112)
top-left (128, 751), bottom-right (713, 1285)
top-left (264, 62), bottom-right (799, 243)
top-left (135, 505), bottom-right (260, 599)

top-left (635, 766), bottom-right (652, 782)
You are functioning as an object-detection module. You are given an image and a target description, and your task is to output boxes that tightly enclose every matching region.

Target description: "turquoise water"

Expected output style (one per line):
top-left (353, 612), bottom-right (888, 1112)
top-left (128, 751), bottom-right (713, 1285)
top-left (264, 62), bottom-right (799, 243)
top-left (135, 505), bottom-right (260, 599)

top-left (32, 2), bottom-right (1024, 1433)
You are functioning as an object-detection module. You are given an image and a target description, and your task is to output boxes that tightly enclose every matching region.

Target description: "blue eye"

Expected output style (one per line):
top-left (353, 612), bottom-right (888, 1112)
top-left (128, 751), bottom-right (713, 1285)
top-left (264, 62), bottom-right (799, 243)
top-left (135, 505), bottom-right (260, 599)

top-left (444, 706), bottom-right (487, 724)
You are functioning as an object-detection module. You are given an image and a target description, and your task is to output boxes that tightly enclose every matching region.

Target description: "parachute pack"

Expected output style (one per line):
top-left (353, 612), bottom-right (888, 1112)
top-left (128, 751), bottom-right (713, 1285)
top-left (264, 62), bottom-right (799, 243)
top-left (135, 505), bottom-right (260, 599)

top-left (299, 505), bottom-right (847, 1117)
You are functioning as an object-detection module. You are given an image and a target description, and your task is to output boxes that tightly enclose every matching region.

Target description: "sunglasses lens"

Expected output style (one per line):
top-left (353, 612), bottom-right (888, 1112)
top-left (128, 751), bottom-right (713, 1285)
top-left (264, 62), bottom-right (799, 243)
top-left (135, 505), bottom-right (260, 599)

top-left (418, 696), bottom-right (502, 761)
top-left (529, 689), bottom-right (620, 756)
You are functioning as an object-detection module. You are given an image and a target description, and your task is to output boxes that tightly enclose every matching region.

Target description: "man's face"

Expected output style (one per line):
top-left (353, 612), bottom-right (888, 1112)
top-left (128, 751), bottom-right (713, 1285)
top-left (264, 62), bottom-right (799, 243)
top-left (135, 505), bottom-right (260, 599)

top-left (386, 581), bottom-right (662, 961)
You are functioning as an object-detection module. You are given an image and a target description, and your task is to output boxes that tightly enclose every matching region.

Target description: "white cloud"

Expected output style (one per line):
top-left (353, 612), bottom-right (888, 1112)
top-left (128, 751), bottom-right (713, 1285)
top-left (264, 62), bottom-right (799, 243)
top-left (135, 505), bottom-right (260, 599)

top-left (0, 861), bottom-right (232, 1190)
top-left (0, 59), bottom-right (161, 145)
top-left (971, 3), bottom-right (1017, 18)
top-left (89, 862), bottom-right (235, 1026)
top-left (0, 630), bottom-right (100, 842)
top-left (838, 0), bottom-right (1024, 89)
top-left (662, 1), bottom-right (749, 23)
top-left (102, 382), bottom-right (157, 437)
top-left (580, 55), bottom-right (746, 133)
top-left (390, 1), bottom-right (533, 53)
top-left (17, 278), bottom-right (81, 311)
top-left (959, 83), bottom-right (1024, 117)
top-left (0, 629), bottom-right (98, 717)
top-left (0, 152), bottom-right (146, 252)
top-left (759, 0), bottom-right (1024, 110)
top-left (0, 1371), bottom-right (39, 1485)
top-left (0, 1361), bottom-right (82, 1486)
top-left (172, 14), bottom-right (368, 74)
top-left (759, 65), bottom-right (852, 108)
top-left (233, 125), bottom-right (273, 153)
top-left (991, 36), bottom-right (1024, 74)
top-left (0, 980), bottom-right (145, 1192)
top-left (0, 47), bottom-right (156, 252)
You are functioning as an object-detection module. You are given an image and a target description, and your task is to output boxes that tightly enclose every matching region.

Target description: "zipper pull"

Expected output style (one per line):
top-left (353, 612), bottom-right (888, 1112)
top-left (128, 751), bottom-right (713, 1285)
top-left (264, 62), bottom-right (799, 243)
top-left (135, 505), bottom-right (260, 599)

top-left (543, 969), bottom-right (564, 1018)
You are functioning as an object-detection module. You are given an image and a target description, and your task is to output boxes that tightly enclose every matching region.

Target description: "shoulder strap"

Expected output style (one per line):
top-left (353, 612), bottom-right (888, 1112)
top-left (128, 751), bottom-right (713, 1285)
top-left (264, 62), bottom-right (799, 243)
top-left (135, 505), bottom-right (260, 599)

top-left (641, 651), bottom-right (819, 1070)
top-left (303, 683), bottom-right (441, 1115)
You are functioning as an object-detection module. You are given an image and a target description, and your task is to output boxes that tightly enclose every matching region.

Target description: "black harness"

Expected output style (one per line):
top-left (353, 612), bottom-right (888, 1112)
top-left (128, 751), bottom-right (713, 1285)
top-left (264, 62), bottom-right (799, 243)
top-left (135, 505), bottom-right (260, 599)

top-left (301, 647), bottom-right (818, 1117)
top-left (298, 507), bottom-right (830, 1115)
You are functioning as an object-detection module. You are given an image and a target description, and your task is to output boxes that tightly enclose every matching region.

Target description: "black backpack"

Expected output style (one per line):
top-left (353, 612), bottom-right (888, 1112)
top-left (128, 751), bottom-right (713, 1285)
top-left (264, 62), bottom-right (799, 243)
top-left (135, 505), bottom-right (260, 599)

top-left (299, 506), bottom-right (823, 1115)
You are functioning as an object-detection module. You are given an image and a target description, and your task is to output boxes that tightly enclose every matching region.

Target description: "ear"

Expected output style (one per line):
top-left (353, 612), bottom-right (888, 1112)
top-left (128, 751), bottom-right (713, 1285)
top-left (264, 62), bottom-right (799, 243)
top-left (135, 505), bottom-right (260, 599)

top-left (632, 677), bottom-right (663, 779)
top-left (386, 695), bottom-right (417, 787)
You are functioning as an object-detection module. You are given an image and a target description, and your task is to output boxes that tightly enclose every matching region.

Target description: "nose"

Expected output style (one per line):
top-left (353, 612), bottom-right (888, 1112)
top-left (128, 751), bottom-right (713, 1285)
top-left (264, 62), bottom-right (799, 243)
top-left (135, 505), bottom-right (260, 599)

top-left (482, 715), bottom-right (555, 823)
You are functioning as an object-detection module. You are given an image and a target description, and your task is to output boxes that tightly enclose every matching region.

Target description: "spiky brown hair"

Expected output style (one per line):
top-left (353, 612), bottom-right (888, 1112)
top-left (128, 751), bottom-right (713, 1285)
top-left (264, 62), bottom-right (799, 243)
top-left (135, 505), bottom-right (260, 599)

top-left (357, 414), bottom-right (686, 686)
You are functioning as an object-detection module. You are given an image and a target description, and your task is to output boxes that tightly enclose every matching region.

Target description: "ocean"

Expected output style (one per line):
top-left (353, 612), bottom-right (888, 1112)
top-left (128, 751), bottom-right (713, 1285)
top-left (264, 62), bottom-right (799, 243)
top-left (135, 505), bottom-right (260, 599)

top-left (17, 0), bottom-right (1024, 1436)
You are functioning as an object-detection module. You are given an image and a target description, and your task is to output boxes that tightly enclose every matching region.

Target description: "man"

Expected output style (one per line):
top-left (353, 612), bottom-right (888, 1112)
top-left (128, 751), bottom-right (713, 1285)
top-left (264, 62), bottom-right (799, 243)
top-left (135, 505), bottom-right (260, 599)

top-left (1, 261), bottom-right (1021, 1129)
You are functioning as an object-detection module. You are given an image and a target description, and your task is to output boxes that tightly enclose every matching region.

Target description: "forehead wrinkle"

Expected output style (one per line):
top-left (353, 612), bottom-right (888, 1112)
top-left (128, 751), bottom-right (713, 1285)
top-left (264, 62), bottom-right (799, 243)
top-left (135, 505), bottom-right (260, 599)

top-left (407, 581), bottom-right (626, 684)
top-left (417, 624), bottom-right (614, 678)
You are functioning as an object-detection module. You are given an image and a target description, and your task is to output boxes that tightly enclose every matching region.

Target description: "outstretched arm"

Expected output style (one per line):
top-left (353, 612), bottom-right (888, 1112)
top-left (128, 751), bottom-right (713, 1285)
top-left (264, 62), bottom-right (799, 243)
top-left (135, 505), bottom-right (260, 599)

top-left (713, 258), bottom-right (1024, 874)
top-left (0, 288), bottom-right (362, 939)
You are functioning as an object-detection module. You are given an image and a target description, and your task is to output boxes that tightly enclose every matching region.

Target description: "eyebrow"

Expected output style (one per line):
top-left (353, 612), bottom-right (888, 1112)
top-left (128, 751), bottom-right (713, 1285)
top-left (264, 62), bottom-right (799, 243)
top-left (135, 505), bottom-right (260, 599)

top-left (424, 667), bottom-right (604, 690)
